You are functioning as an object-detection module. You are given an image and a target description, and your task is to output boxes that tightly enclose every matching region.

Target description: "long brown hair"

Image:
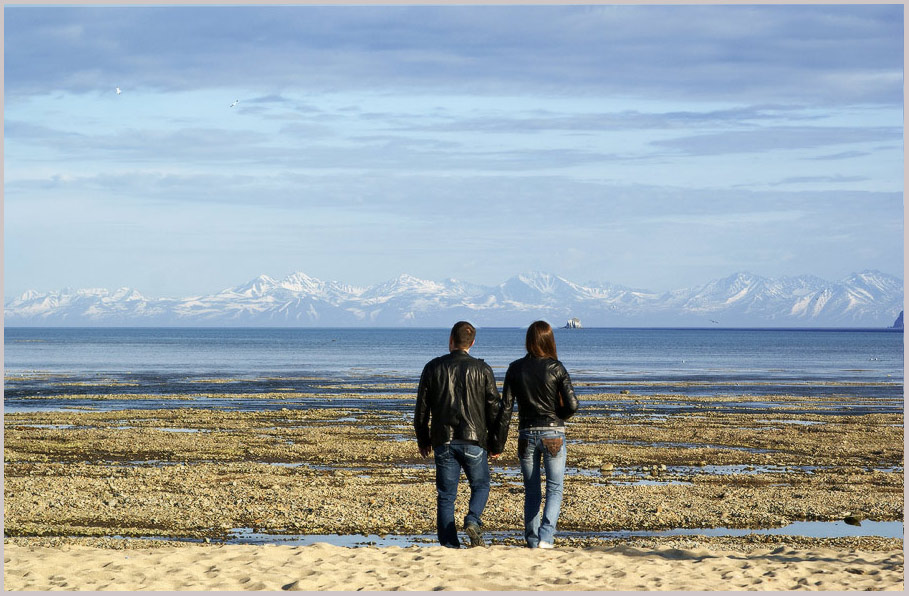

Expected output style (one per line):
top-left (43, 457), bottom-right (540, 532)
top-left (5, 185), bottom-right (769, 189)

top-left (525, 320), bottom-right (558, 360)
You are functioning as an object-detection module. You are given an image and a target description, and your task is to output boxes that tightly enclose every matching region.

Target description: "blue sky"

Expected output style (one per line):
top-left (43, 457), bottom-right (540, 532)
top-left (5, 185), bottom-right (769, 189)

top-left (3, 3), bottom-right (904, 298)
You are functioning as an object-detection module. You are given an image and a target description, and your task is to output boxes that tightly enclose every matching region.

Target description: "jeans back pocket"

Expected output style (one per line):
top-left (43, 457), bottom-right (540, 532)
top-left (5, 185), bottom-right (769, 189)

top-left (541, 437), bottom-right (563, 457)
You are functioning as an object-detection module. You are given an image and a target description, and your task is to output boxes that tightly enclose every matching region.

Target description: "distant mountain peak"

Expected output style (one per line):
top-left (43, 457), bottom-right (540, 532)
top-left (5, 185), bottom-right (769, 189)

top-left (5, 270), bottom-right (903, 328)
top-left (110, 287), bottom-right (145, 301)
top-left (233, 274), bottom-right (278, 297)
top-left (507, 271), bottom-right (572, 293)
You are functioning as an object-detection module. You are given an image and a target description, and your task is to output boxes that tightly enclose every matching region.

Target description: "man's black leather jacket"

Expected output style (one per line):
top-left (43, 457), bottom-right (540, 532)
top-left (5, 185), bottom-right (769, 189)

top-left (414, 350), bottom-right (504, 453)
top-left (500, 354), bottom-right (579, 430)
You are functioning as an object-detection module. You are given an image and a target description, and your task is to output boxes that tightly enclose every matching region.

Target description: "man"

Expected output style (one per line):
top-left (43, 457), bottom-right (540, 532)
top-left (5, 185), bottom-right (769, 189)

top-left (414, 321), bottom-right (507, 548)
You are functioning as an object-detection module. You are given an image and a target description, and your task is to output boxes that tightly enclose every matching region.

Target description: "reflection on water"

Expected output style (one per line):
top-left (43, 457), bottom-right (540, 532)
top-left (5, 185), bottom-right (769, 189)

top-left (4, 392), bottom-right (902, 417)
top-left (112, 520), bottom-right (905, 547)
top-left (232, 519), bottom-right (904, 544)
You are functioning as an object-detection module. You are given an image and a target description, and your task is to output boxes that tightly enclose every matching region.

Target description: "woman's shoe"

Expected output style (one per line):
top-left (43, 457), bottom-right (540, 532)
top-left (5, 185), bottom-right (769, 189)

top-left (538, 541), bottom-right (554, 549)
top-left (465, 522), bottom-right (486, 548)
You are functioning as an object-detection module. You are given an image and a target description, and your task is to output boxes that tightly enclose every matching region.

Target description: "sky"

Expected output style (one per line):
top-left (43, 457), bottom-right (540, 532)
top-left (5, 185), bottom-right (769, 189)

top-left (3, 3), bottom-right (904, 299)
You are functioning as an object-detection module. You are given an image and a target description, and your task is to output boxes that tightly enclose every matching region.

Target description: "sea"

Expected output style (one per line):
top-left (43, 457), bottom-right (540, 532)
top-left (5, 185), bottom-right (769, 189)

top-left (2, 326), bottom-right (904, 415)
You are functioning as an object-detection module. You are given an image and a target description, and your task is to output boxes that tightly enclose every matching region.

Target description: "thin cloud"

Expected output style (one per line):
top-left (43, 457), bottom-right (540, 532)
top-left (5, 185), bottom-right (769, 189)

top-left (400, 105), bottom-right (829, 135)
top-left (4, 5), bottom-right (902, 105)
top-left (769, 175), bottom-right (869, 186)
top-left (651, 126), bottom-right (902, 156)
top-left (808, 150), bottom-right (870, 161)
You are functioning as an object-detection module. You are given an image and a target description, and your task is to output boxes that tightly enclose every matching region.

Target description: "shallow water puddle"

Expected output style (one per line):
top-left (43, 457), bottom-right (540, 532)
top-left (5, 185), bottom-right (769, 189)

top-left (152, 519), bottom-right (904, 547)
top-left (9, 423), bottom-right (78, 430)
top-left (157, 427), bottom-right (208, 433)
top-left (606, 439), bottom-right (777, 454)
top-left (755, 419), bottom-right (826, 426)
top-left (679, 464), bottom-right (819, 475)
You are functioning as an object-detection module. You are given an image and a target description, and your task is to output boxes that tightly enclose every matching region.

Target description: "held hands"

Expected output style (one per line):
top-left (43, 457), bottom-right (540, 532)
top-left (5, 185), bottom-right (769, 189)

top-left (418, 445), bottom-right (500, 459)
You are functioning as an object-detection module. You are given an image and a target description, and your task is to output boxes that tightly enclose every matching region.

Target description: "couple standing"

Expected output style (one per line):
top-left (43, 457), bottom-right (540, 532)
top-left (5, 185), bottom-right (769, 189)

top-left (413, 320), bottom-right (579, 549)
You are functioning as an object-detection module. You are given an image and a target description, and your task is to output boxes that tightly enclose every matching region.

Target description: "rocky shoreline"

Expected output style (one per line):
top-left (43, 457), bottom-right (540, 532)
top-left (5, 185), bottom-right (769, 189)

top-left (3, 392), bottom-right (903, 552)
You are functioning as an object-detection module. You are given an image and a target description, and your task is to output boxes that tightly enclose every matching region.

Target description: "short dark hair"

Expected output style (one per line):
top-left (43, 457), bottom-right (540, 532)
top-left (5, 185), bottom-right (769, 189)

top-left (450, 321), bottom-right (476, 349)
top-left (526, 320), bottom-right (558, 359)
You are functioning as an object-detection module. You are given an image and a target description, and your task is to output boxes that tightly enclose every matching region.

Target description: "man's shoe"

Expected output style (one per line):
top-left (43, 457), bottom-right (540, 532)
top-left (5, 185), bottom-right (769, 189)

top-left (538, 541), bottom-right (554, 549)
top-left (465, 523), bottom-right (486, 548)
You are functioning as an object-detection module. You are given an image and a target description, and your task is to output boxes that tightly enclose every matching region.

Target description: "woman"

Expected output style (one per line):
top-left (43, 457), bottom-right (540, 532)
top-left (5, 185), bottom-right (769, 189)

top-left (502, 320), bottom-right (579, 549)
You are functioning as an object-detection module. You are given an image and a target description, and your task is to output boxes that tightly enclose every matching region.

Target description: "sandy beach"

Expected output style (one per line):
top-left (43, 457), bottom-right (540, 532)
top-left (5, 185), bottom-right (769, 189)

top-left (4, 389), bottom-right (904, 591)
top-left (4, 541), bottom-right (904, 591)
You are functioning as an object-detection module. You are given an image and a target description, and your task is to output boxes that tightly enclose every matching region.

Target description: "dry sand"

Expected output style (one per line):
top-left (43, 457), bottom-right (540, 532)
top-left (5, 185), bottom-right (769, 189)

top-left (3, 541), bottom-right (904, 591)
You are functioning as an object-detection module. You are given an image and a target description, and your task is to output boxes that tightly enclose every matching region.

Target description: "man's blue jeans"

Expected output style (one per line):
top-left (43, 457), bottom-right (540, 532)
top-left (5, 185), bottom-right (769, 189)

top-left (433, 442), bottom-right (490, 548)
top-left (519, 429), bottom-right (567, 548)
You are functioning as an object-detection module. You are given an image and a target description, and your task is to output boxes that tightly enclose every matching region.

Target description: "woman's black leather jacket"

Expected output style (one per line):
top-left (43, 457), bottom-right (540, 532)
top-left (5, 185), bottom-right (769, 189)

top-left (500, 354), bottom-right (579, 430)
top-left (414, 350), bottom-right (503, 452)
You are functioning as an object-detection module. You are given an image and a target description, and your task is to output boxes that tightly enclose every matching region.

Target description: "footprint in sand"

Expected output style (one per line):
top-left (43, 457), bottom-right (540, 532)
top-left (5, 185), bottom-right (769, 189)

top-left (551, 578), bottom-right (572, 585)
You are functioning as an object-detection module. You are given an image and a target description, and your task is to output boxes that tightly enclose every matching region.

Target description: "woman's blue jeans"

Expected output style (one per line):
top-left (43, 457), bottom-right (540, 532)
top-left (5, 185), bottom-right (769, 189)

top-left (433, 442), bottom-right (490, 548)
top-left (518, 429), bottom-right (567, 548)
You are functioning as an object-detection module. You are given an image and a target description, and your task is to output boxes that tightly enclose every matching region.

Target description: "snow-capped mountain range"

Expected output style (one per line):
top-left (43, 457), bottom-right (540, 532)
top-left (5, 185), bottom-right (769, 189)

top-left (3, 270), bottom-right (904, 328)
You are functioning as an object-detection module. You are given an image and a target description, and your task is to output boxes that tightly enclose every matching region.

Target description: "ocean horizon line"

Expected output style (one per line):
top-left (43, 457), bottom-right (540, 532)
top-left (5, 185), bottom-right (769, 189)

top-left (4, 325), bottom-right (903, 332)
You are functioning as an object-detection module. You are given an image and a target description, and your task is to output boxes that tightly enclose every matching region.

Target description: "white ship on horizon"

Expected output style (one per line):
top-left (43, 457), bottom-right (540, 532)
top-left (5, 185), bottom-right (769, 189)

top-left (564, 317), bottom-right (582, 329)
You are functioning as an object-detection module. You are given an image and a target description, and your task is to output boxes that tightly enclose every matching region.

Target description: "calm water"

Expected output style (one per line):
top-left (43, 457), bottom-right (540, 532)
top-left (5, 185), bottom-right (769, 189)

top-left (129, 519), bottom-right (905, 547)
top-left (3, 327), bottom-right (903, 414)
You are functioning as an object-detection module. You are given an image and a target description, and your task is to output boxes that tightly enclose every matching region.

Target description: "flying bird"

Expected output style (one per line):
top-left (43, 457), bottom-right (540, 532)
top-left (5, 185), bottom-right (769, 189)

top-left (230, 99), bottom-right (239, 108)
top-left (116, 87), bottom-right (122, 95)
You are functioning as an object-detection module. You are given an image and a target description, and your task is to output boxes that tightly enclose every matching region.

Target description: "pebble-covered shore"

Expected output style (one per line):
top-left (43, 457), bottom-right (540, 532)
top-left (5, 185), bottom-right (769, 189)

top-left (3, 391), bottom-right (903, 552)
